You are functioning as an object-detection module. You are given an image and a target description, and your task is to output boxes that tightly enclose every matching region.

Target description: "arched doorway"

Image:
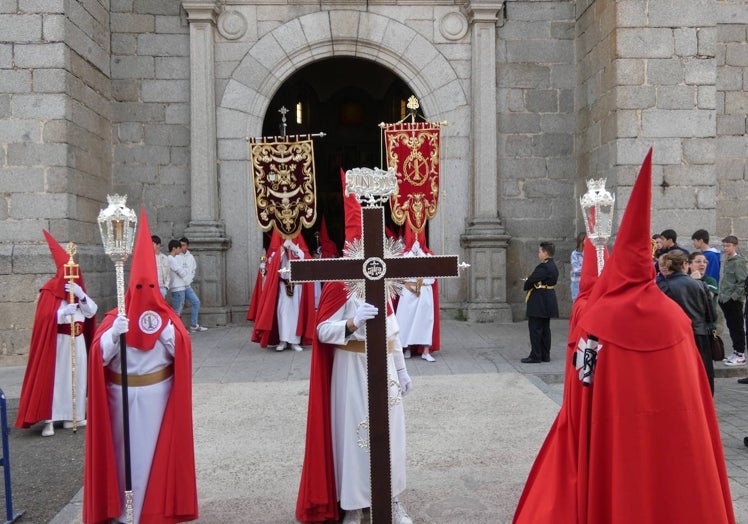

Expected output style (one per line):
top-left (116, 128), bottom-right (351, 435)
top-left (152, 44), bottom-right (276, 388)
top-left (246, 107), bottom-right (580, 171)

top-left (261, 57), bottom-right (417, 253)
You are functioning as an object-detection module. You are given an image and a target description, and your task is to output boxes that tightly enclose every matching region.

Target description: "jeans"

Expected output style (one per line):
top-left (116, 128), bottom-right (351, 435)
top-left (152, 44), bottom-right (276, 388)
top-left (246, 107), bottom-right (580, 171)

top-left (171, 287), bottom-right (201, 326)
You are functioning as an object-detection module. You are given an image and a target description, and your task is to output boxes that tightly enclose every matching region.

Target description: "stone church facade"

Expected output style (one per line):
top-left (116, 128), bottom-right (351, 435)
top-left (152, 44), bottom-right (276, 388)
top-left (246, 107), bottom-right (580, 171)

top-left (1, 0), bottom-right (746, 358)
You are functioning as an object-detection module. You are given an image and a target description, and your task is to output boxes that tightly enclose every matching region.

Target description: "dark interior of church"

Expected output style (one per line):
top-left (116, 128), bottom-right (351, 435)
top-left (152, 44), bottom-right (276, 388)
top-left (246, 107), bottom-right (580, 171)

top-left (260, 57), bottom-right (421, 253)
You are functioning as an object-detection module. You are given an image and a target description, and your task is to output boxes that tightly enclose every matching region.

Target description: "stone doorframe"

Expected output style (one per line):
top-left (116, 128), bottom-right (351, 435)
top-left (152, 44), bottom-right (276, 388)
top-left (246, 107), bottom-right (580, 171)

top-left (185, 3), bottom-right (512, 322)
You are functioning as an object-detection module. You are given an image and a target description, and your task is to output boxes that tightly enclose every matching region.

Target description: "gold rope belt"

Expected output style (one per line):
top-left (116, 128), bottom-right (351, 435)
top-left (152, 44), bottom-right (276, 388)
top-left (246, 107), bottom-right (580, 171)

top-left (403, 281), bottom-right (431, 296)
top-left (341, 340), bottom-right (394, 354)
top-left (106, 364), bottom-right (174, 387)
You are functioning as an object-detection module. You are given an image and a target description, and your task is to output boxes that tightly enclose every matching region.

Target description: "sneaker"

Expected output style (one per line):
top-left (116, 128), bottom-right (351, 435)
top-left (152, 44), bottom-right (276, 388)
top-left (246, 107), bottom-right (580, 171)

top-left (342, 508), bottom-right (362, 524)
top-left (275, 343), bottom-right (287, 352)
top-left (392, 501), bottom-right (413, 524)
top-left (725, 353), bottom-right (746, 366)
top-left (291, 344), bottom-right (303, 352)
top-left (41, 422), bottom-right (54, 437)
top-left (724, 352), bottom-right (738, 363)
top-left (403, 349), bottom-right (411, 359)
top-left (421, 353), bottom-right (436, 362)
top-left (190, 324), bottom-right (208, 332)
top-left (63, 419), bottom-right (87, 429)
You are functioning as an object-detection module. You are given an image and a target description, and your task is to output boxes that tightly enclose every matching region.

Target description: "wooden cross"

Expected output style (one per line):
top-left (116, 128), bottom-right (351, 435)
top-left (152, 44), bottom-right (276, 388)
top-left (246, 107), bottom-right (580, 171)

top-left (290, 206), bottom-right (460, 523)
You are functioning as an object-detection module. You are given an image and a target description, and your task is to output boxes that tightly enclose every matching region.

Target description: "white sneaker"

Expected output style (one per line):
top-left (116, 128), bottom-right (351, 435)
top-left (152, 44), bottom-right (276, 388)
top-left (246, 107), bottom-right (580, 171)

top-left (342, 508), bottom-right (362, 524)
top-left (422, 353), bottom-right (436, 362)
top-left (725, 353), bottom-right (746, 366)
top-left (63, 419), bottom-right (86, 429)
top-left (41, 422), bottom-right (54, 437)
top-left (275, 343), bottom-right (287, 352)
top-left (292, 344), bottom-right (303, 352)
top-left (403, 349), bottom-right (411, 359)
top-left (392, 501), bottom-right (413, 524)
top-left (724, 352), bottom-right (737, 363)
top-left (190, 324), bottom-right (208, 332)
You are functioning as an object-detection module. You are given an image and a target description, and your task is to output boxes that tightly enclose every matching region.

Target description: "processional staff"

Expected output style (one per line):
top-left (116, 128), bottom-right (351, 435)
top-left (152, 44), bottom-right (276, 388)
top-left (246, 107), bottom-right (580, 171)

top-left (580, 178), bottom-right (615, 276)
top-left (63, 243), bottom-right (80, 433)
top-left (97, 194), bottom-right (137, 524)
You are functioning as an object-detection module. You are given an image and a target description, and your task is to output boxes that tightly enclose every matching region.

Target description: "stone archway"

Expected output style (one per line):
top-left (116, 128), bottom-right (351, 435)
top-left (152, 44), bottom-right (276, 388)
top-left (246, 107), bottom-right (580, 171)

top-left (217, 10), bottom-right (471, 315)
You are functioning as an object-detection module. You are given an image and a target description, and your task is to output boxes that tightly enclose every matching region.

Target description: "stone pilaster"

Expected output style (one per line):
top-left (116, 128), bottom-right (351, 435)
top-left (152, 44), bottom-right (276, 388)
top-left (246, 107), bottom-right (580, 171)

top-left (183, 1), bottom-right (231, 326)
top-left (460, 0), bottom-right (512, 322)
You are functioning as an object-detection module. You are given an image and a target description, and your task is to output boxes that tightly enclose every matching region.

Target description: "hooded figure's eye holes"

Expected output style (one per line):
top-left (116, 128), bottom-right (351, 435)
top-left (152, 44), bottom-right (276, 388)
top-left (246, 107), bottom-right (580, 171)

top-left (136, 284), bottom-right (143, 289)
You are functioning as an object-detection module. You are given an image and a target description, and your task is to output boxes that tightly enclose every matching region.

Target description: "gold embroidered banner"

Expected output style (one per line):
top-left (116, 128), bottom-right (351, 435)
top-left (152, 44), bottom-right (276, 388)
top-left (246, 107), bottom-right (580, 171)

top-left (384, 122), bottom-right (441, 233)
top-left (250, 137), bottom-right (317, 239)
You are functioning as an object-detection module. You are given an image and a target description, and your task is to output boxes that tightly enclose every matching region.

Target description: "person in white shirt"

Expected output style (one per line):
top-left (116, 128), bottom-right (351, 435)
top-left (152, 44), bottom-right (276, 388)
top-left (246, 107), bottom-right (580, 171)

top-left (177, 237), bottom-right (207, 332)
top-left (152, 235), bottom-right (170, 299)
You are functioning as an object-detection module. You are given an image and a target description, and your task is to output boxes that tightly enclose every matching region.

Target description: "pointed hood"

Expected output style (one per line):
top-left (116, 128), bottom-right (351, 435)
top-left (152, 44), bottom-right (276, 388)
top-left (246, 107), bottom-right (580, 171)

top-left (319, 216), bottom-right (340, 258)
top-left (341, 168), bottom-right (362, 246)
top-left (41, 229), bottom-right (86, 299)
top-left (579, 148), bottom-right (688, 350)
top-left (124, 209), bottom-right (171, 350)
top-left (44, 229), bottom-right (70, 269)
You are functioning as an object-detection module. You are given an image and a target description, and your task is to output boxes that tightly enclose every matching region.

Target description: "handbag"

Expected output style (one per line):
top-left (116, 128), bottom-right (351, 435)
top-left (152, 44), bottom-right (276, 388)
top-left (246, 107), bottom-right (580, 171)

top-left (710, 329), bottom-right (725, 362)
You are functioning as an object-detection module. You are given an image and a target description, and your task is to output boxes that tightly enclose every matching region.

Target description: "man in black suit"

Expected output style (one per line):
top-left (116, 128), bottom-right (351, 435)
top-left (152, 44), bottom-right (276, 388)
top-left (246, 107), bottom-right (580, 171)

top-left (522, 242), bottom-right (560, 363)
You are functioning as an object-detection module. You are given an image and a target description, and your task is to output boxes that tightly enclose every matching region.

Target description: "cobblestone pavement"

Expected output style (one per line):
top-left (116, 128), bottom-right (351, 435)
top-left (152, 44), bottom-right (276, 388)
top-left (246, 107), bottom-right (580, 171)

top-left (0, 318), bottom-right (746, 522)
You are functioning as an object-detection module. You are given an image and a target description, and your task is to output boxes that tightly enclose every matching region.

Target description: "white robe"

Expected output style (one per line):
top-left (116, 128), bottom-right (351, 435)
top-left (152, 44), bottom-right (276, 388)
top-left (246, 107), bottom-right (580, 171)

top-left (51, 297), bottom-right (97, 422)
top-left (396, 276), bottom-right (435, 347)
top-left (100, 322), bottom-right (176, 524)
top-left (277, 248), bottom-right (302, 344)
top-left (317, 298), bottom-right (407, 511)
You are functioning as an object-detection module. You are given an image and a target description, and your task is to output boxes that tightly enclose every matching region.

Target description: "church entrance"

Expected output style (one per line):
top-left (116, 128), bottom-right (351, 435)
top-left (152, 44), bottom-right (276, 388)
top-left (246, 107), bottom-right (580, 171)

top-left (261, 57), bottom-right (416, 254)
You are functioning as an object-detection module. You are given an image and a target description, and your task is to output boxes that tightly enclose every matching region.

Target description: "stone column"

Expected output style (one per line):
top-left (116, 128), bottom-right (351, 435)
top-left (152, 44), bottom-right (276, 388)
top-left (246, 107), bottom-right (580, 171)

top-left (460, 0), bottom-right (513, 322)
top-left (183, 1), bottom-right (231, 326)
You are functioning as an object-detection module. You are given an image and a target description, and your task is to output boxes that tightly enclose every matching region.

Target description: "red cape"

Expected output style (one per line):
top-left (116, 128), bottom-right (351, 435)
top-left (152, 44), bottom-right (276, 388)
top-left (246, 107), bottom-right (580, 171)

top-left (16, 280), bottom-right (95, 428)
top-left (251, 237), bottom-right (316, 348)
top-left (83, 309), bottom-right (198, 524)
top-left (246, 267), bottom-right (265, 321)
top-left (296, 282), bottom-right (348, 523)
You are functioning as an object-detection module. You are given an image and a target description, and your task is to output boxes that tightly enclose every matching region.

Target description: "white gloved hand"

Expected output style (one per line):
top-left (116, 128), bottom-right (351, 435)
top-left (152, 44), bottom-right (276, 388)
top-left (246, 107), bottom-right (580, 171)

top-left (292, 243), bottom-right (305, 258)
top-left (65, 282), bottom-right (86, 300)
top-left (352, 303), bottom-right (378, 329)
top-left (61, 303), bottom-right (78, 317)
top-left (109, 315), bottom-right (129, 344)
top-left (397, 368), bottom-right (412, 396)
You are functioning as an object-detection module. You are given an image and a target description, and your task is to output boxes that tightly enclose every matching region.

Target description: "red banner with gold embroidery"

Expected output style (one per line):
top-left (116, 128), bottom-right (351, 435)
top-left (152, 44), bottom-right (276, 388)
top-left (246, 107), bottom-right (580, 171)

top-left (384, 122), bottom-right (441, 233)
top-left (250, 137), bottom-right (316, 239)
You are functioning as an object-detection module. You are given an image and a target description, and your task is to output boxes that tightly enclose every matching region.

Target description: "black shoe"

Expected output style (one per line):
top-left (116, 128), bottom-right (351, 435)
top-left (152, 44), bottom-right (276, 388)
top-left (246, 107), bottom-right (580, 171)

top-left (521, 357), bottom-right (541, 364)
top-left (738, 377), bottom-right (748, 384)
top-left (744, 437), bottom-right (748, 448)
top-left (541, 357), bottom-right (550, 362)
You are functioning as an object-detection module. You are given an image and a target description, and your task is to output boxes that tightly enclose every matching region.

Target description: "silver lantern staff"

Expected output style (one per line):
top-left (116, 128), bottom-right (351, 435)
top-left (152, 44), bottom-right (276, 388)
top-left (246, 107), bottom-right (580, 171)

top-left (580, 178), bottom-right (615, 275)
top-left (97, 194), bottom-right (137, 524)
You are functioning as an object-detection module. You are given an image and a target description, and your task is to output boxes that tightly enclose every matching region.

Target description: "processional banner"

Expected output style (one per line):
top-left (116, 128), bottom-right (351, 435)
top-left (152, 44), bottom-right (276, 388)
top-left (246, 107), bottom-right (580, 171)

top-left (250, 136), bottom-right (317, 239)
top-left (383, 122), bottom-right (442, 233)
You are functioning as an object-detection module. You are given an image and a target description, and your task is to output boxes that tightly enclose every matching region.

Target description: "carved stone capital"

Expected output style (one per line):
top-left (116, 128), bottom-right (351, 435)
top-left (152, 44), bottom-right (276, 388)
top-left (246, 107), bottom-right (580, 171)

top-left (182, 1), bottom-right (220, 24)
top-left (464, 0), bottom-right (505, 25)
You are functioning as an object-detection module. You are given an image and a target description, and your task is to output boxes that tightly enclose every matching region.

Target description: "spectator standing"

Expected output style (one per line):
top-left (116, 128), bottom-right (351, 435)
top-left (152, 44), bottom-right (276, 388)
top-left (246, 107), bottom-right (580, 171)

top-left (660, 229), bottom-right (689, 256)
top-left (719, 235), bottom-right (748, 366)
top-left (522, 242), bottom-right (559, 364)
top-left (658, 251), bottom-right (716, 394)
top-left (570, 232), bottom-right (585, 301)
top-left (178, 237), bottom-right (207, 332)
top-left (692, 229), bottom-right (721, 283)
top-left (16, 230), bottom-right (97, 436)
top-left (152, 235), bottom-right (170, 299)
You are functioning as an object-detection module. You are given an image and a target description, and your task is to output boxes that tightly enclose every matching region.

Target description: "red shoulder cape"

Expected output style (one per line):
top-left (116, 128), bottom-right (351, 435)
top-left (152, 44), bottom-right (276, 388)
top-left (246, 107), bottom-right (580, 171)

top-left (83, 308), bottom-right (198, 524)
top-left (295, 282), bottom-right (348, 523)
top-left (16, 284), bottom-right (95, 428)
top-left (251, 244), bottom-right (316, 348)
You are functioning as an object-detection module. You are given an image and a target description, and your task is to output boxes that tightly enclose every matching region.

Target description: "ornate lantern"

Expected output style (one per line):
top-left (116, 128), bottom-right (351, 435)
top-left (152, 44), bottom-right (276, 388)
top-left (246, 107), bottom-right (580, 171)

top-left (580, 178), bottom-right (615, 275)
top-left (97, 194), bottom-right (137, 314)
